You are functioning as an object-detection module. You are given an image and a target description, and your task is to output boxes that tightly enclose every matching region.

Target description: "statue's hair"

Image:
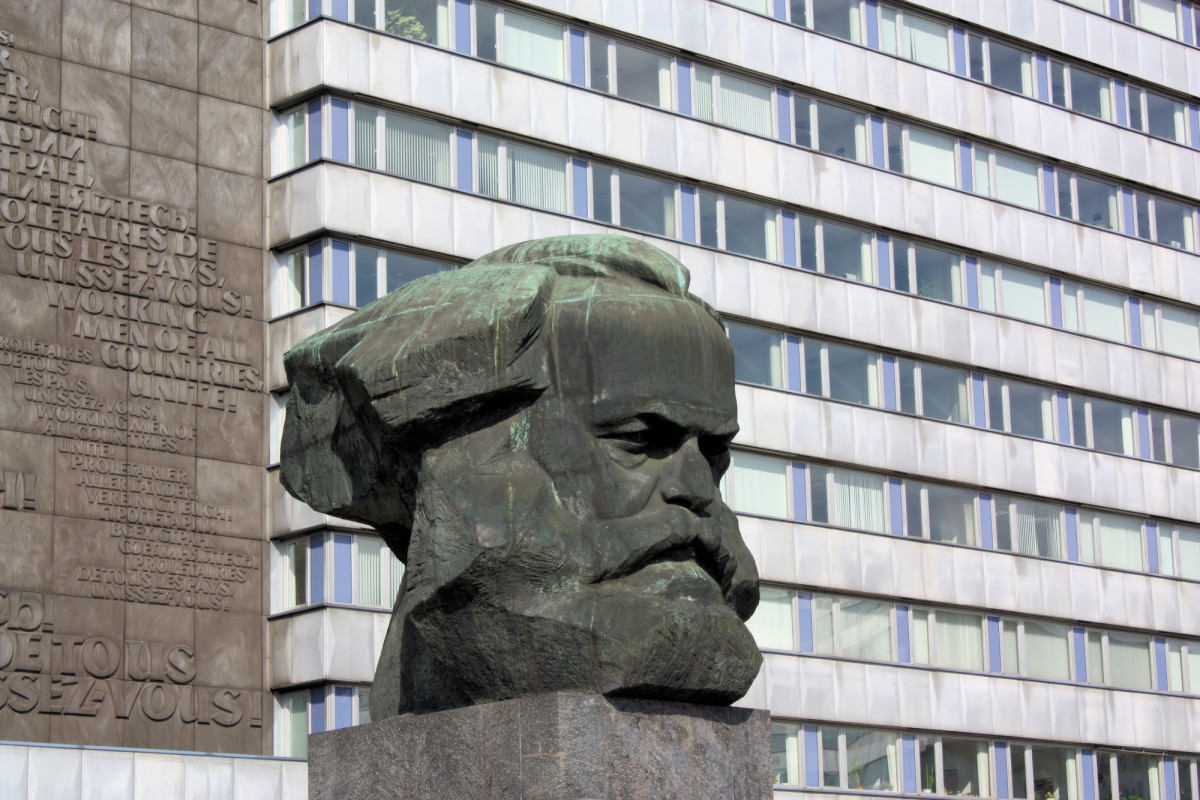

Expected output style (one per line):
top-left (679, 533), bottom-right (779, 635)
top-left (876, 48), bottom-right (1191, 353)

top-left (279, 234), bottom-right (719, 555)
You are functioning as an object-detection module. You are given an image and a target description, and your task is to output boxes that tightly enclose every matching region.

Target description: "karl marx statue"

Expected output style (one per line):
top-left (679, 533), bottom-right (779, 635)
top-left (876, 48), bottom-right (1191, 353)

top-left (281, 234), bottom-right (762, 720)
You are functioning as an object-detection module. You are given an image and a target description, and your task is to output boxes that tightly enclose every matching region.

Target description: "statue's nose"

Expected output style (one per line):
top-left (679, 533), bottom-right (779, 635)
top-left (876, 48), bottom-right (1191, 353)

top-left (659, 438), bottom-right (715, 512)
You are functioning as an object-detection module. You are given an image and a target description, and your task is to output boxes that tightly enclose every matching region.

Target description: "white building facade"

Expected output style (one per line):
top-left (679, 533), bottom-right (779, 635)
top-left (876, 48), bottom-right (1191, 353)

top-left (262, 0), bottom-right (1200, 797)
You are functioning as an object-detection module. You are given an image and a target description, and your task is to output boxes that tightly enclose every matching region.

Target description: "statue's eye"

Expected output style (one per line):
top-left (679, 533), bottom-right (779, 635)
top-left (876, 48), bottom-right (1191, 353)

top-left (601, 427), bottom-right (665, 452)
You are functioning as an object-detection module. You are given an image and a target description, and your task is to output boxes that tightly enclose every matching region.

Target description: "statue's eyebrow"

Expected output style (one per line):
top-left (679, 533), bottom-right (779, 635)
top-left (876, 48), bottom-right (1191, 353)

top-left (593, 409), bottom-right (738, 438)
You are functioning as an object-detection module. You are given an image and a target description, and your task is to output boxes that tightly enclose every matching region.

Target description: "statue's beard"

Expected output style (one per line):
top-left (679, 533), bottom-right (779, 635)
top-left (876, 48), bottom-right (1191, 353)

top-left (369, 467), bottom-right (762, 719)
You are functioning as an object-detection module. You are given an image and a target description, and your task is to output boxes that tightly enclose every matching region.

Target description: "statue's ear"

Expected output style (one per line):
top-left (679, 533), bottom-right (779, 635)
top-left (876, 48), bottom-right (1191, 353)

top-left (278, 264), bottom-right (554, 535)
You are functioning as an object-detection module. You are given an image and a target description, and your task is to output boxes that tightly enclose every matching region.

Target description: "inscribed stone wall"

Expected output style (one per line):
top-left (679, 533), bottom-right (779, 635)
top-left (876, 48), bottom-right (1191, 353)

top-left (0, 0), bottom-right (268, 754)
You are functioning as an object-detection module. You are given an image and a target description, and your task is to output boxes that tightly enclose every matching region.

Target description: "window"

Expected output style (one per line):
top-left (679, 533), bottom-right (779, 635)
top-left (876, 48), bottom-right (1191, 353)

top-left (477, 136), bottom-right (570, 213)
top-left (807, 0), bottom-right (864, 42)
top-left (276, 532), bottom-right (404, 612)
top-left (1158, 524), bottom-right (1200, 580)
top-left (815, 340), bottom-right (882, 407)
top-left (904, 127), bottom-right (958, 187)
top-left (1060, 173), bottom-right (1120, 230)
top-left (1020, 744), bottom-right (1082, 800)
top-left (978, 38), bottom-right (1034, 96)
top-left (1086, 629), bottom-right (1155, 689)
top-left (880, 7), bottom-right (952, 72)
top-left (1132, 0), bottom-right (1181, 37)
top-left (998, 618), bottom-right (1072, 681)
top-left (990, 377), bottom-right (1054, 441)
top-left (800, 218), bottom-right (873, 282)
top-left (905, 482), bottom-right (979, 546)
top-left (813, 594), bottom-right (895, 660)
top-left (1149, 410), bottom-right (1200, 469)
top-left (270, 0), bottom-right (308, 34)
top-left (979, 263), bottom-right (1048, 325)
top-left (822, 727), bottom-right (901, 791)
top-left (1068, 66), bottom-right (1114, 121)
top-left (1181, 759), bottom-right (1198, 800)
top-left (798, 99), bottom-right (869, 163)
top-left (973, 148), bottom-right (1041, 210)
top-left (694, 67), bottom-right (773, 136)
top-left (367, 0), bottom-right (450, 46)
top-left (273, 249), bottom-right (305, 316)
top-left (1079, 512), bottom-right (1146, 571)
top-left (893, 241), bottom-right (962, 303)
top-left (747, 586), bottom-right (797, 650)
top-left (810, 465), bottom-right (888, 533)
top-left (1129, 87), bottom-right (1186, 142)
top-left (915, 736), bottom-right (993, 796)
top-left (276, 106), bottom-right (307, 174)
top-left (911, 608), bottom-right (986, 671)
top-left (476, 5), bottom-right (566, 80)
top-left (269, 392), bottom-right (287, 465)
top-left (1134, 193), bottom-right (1196, 250)
top-left (725, 450), bottom-right (790, 517)
top-left (1097, 751), bottom-right (1165, 800)
top-left (1067, 395), bottom-right (1136, 456)
top-left (274, 690), bottom-right (310, 757)
top-left (274, 685), bottom-right (373, 757)
top-left (772, 721), bottom-right (803, 786)
top-left (699, 193), bottom-right (779, 260)
top-left (1062, 282), bottom-right (1128, 343)
top-left (993, 495), bottom-right (1065, 559)
top-left (1141, 301), bottom-right (1200, 359)
top-left (616, 170), bottom-right (678, 237)
top-left (1165, 639), bottom-right (1200, 693)
top-left (728, 322), bottom-right (784, 388)
top-left (613, 41), bottom-right (672, 109)
top-left (348, 104), bottom-right (453, 185)
top-left (896, 359), bottom-right (970, 424)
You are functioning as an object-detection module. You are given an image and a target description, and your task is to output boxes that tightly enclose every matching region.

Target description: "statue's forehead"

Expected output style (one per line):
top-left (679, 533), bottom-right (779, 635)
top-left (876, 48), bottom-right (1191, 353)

top-left (546, 292), bottom-right (738, 434)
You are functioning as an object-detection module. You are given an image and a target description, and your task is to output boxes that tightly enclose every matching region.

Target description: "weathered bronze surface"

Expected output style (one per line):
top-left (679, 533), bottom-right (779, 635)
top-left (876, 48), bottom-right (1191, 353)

top-left (282, 234), bottom-right (762, 718)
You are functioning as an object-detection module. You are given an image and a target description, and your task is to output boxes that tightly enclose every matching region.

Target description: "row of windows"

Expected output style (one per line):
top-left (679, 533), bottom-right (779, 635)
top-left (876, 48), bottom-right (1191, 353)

top-left (273, 531), bottom-right (404, 614)
top-left (1060, 0), bottom-right (1200, 43)
top-left (771, 719), bottom-right (1200, 800)
top-left (271, 0), bottom-right (1200, 149)
top-left (728, 322), bottom-right (1200, 469)
top-left (723, 450), bottom-right (1200, 580)
top-left (748, 588), bottom-right (1200, 694)
top-left (274, 100), bottom-right (1200, 364)
top-left (274, 684), bottom-right (371, 757)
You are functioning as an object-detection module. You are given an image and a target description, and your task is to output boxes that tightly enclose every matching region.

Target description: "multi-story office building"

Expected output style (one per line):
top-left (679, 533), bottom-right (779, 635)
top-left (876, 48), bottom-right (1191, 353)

top-left (4, 0), bottom-right (1200, 795)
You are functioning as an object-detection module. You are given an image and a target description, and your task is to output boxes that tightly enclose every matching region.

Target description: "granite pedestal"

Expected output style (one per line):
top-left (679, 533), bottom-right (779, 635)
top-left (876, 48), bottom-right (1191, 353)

top-left (307, 691), bottom-right (772, 799)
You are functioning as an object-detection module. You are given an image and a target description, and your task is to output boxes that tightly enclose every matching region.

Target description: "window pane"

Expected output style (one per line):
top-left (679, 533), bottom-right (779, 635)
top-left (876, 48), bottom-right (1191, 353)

top-left (1032, 745), bottom-right (1080, 800)
top-left (822, 728), bottom-right (842, 787)
top-left (276, 251), bottom-right (304, 315)
top-left (384, 111), bottom-right (451, 184)
top-left (967, 34), bottom-right (985, 82)
top-left (1075, 175), bottom-right (1118, 229)
top-left (912, 609), bottom-right (931, 664)
top-left (905, 481), bottom-right (924, 537)
top-left (919, 362), bottom-right (970, 424)
top-left (353, 106), bottom-right (377, 169)
top-left (730, 450), bottom-right (789, 517)
top-left (1080, 285), bottom-right (1127, 342)
top-left (812, 0), bottom-right (862, 42)
top-left (728, 322), bottom-right (783, 388)
top-left (477, 135), bottom-right (499, 197)
top-left (747, 587), bottom-right (796, 650)
top-left (289, 540), bottom-right (307, 607)
top-left (840, 598), bottom-right (893, 660)
top-left (925, 483), bottom-right (978, 546)
top-left (589, 35), bottom-right (609, 92)
top-left (799, 215), bottom-right (819, 270)
top-left (1070, 67), bottom-right (1111, 120)
top-left (886, 121), bottom-right (905, 173)
top-left (718, 72), bottom-right (774, 136)
top-left (1024, 619), bottom-right (1071, 681)
top-left (989, 40), bottom-right (1032, 95)
top-left (816, 101), bottom-right (867, 162)
top-left (1001, 620), bottom-right (1019, 674)
top-left (1009, 497), bottom-right (1064, 558)
top-left (724, 195), bottom-right (778, 260)
top-left (383, 0), bottom-right (448, 46)
top-left (283, 108), bottom-right (306, 171)
top-left (699, 191), bottom-right (719, 248)
top-left (794, 96), bottom-right (813, 148)
top-left (614, 41), bottom-right (671, 109)
top-left (814, 594), bottom-right (835, 653)
top-left (281, 691), bottom-right (308, 757)
top-left (356, 537), bottom-right (383, 606)
top-left (1107, 632), bottom-right (1153, 689)
top-left (502, 10), bottom-right (564, 80)
top-left (1167, 412), bottom-right (1200, 469)
top-left (907, 128), bottom-right (957, 187)
top-left (1159, 304), bottom-right (1200, 358)
top-left (822, 222), bottom-right (872, 282)
top-left (826, 342), bottom-right (880, 406)
top-left (904, 13), bottom-right (951, 70)
top-left (591, 165), bottom-right (613, 224)
top-left (474, 2), bottom-right (497, 60)
top-left (694, 66), bottom-right (715, 123)
top-left (919, 737), bottom-right (938, 793)
top-left (898, 359), bottom-right (917, 413)
top-left (826, 468), bottom-right (887, 532)
top-left (1093, 512), bottom-right (1144, 570)
top-left (1178, 526), bottom-right (1200, 580)
top-left (772, 722), bottom-right (803, 786)
top-left (385, 250), bottom-right (448, 293)
top-left (936, 610), bottom-right (985, 671)
top-left (1138, 0), bottom-right (1179, 37)
top-left (1087, 631), bottom-right (1104, 683)
top-left (912, 244), bottom-right (961, 303)
top-left (1145, 90), bottom-right (1184, 142)
top-left (941, 738), bottom-right (991, 797)
top-left (986, 377), bottom-right (1005, 432)
top-left (845, 728), bottom-right (898, 791)
top-left (1153, 196), bottom-right (1195, 250)
top-left (1089, 397), bottom-right (1135, 457)
top-left (354, 246), bottom-right (380, 306)
top-left (994, 151), bottom-right (1041, 210)
top-left (997, 265), bottom-right (1047, 324)
top-left (507, 142), bottom-right (568, 213)
top-left (617, 171), bottom-right (676, 236)
top-left (803, 339), bottom-right (824, 395)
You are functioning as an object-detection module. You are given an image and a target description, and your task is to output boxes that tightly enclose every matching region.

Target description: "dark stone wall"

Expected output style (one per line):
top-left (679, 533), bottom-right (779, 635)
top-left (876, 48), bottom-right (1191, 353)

top-left (0, 0), bottom-right (269, 754)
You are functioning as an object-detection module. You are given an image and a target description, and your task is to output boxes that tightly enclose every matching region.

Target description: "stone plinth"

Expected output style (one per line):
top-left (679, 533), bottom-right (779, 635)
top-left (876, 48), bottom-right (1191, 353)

top-left (307, 692), bottom-right (772, 800)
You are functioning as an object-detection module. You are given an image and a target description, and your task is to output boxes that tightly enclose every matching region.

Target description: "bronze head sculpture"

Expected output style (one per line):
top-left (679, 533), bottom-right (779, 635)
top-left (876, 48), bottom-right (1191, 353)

top-left (280, 234), bottom-right (762, 719)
